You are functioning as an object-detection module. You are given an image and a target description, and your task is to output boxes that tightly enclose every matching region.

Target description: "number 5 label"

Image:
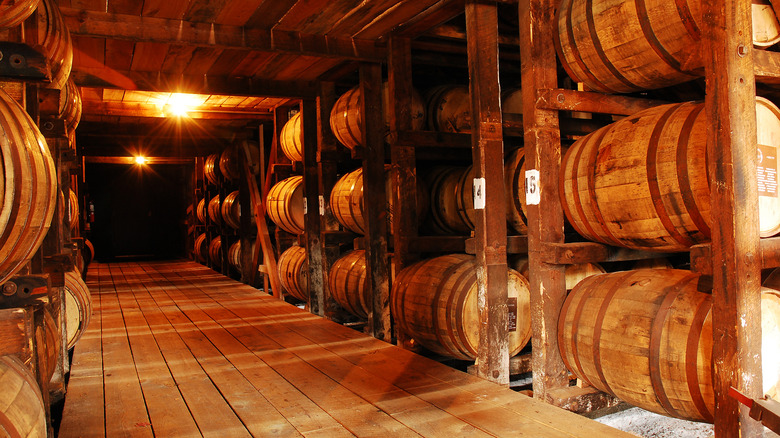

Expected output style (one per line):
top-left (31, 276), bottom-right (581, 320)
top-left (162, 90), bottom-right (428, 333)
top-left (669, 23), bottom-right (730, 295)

top-left (525, 169), bottom-right (540, 205)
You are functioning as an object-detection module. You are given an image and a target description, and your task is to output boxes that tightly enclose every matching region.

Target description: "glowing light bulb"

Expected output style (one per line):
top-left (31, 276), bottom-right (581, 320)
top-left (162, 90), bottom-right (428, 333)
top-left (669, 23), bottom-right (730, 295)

top-left (135, 156), bottom-right (147, 165)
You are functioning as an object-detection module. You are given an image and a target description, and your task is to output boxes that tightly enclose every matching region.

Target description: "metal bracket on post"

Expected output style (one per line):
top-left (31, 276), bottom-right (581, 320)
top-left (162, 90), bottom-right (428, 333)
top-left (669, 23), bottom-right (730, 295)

top-left (0, 42), bottom-right (51, 82)
top-left (0, 275), bottom-right (51, 307)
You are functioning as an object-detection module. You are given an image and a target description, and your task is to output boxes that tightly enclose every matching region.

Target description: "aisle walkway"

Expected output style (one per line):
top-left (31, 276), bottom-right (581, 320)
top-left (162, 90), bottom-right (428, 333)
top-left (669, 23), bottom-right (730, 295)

top-left (58, 260), bottom-right (631, 437)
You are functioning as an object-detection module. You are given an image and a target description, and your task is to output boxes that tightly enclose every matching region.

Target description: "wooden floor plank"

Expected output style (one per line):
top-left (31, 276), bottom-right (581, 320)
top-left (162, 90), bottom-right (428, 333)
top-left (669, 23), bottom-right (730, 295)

top-left (59, 260), bottom-right (635, 438)
top-left (114, 264), bottom-right (252, 438)
top-left (99, 265), bottom-right (154, 438)
top-left (59, 266), bottom-right (106, 438)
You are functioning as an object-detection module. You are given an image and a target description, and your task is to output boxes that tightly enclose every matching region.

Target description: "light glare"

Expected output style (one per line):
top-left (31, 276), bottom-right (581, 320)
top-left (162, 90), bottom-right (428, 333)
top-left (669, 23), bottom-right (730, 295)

top-left (135, 156), bottom-right (147, 165)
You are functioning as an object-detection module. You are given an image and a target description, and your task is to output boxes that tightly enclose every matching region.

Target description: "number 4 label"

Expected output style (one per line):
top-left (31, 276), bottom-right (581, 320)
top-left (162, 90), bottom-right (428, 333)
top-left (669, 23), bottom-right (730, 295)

top-left (525, 169), bottom-right (540, 205)
top-left (473, 178), bottom-right (486, 210)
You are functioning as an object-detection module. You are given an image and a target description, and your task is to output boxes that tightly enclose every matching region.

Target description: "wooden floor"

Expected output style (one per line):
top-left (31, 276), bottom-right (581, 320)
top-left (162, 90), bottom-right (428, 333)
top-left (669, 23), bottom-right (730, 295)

top-left (57, 260), bottom-right (632, 438)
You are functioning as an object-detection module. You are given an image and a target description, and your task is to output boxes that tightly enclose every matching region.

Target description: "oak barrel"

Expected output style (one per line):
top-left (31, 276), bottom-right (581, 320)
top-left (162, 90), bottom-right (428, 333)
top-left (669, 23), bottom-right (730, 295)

top-left (504, 148), bottom-right (528, 234)
top-left (38, 0), bottom-right (73, 90)
top-left (208, 236), bottom-right (222, 266)
top-left (0, 0), bottom-right (39, 28)
top-left (36, 306), bottom-right (59, 382)
top-left (67, 188), bottom-right (78, 230)
top-left (280, 112), bottom-right (303, 162)
top-left (204, 153), bottom-right (220, 185)
top-left (391, 253), bottom-right (531, 361)
top-left (82, 238), bottom-right (94, 268)
top-left (561, 98), bottom-right (780, 252)
top-left (64, 270), bottom-right (92, 350)
top-left (758, 269), bottom-right (780, 397)
top-left (425, 166), bottom-right (474, 235)
top-left (221, 191), bottom-right (241, 230)
top-left (510, 256), bottom-right (605, 291)
top-left (426, 86), bottom-right (524, 134)
top-left (61, 78), bottom-right (82, 133)
top-left (0, 355), bottom-right (46, 438)
top-left (267, 176), bottom-right (305, 235)
top-left (227, 240), bottom-right (251, 272)
top-left (327, 250), bottom-right (371, 319)
top-left (278, 245), bottom-right (308, 302)
top-left (0, 88), bottom-right (58, 285)
top-left (207, 195), bottom-right (221, 226)
top-left (219, 146), bottom-right (240, 181)
top-left (330, 83), bottom-right (425, 151)
top-left (196, 197), bottom-right (207, 224)
top-left (194, 233), bottom-right (208, 263)
top-left (555, 0), bottom-right (780, 93)
top-left (559, 269), bottom-right (780, 422)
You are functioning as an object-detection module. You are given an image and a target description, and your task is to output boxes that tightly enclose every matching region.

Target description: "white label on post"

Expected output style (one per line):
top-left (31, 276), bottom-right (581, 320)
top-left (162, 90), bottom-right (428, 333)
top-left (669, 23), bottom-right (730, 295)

top-left (303, 197), bottom-right (308, 215)
top-left (473, 177), bottom-right (486, 210)
top-left (318, 195), bottom-right (325, 215)
top-left (525, 169), bottom-right (540, 205)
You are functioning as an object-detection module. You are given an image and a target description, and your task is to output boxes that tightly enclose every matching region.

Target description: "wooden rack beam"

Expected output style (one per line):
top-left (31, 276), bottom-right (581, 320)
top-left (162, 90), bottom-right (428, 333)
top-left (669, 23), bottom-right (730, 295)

top-left (535, 89), bottom-right (668, 116)
top-left (302, 98), bottom-right (326, 316)
top-left (703, 0), bottom-right (764, 435)
top-left (466, 0), bottom-right (510, 385)
top-left (360, 63), bottom-right (391, 341)
top-left (519, 0), bottom-right (570, 400)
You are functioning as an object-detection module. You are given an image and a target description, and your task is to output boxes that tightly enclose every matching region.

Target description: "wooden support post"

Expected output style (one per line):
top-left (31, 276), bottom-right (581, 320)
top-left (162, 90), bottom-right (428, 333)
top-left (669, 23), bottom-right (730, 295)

top-left (360, 63), bottom-right (391, 341)
top-left (465, 1), bottom-right (510, 385)
top-left (301, 98), bottom-right (325, 316)
top-left (388, 37), bottom-right (419, 347)
top-left (316, 81), bottom-right (344, 321)
top-left (519, 0), bottom-right (570, 400)
top-left (702, 1), bottom-right (764, 436)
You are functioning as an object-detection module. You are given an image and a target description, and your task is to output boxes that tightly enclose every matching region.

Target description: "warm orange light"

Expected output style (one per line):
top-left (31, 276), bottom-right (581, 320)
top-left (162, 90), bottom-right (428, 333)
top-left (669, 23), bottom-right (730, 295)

top-left (165, 93), bottom-right (199, 117)
top-left (135, 156), bottom-right (147, 165)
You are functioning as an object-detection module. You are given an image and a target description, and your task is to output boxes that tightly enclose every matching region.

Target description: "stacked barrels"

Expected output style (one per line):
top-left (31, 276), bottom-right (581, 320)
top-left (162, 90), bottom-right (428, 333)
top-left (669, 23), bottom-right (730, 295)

top-left (63, 270), bottom-right (92, 350)
top-left (267, 176), bottom-right (305, 235)
top-left (278, 246), bottom-right (308, 302)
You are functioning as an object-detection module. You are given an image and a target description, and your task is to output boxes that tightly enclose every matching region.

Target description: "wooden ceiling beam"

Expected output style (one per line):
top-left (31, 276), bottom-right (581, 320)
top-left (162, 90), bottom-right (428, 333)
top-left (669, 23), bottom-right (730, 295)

top-left (60, 7), bottom-right (386, 61)
top-left (70, 69), bottom-right (318, 98)
top-left (81, 100), bottom-right (273, 121)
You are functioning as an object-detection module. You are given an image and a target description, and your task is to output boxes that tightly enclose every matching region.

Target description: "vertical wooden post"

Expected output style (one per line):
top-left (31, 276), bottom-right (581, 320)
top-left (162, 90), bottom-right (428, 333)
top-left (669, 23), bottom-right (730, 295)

top-left (302, 98), bottom-right (326, 316)
top-left (388, 37), bottom-right (419, 347)
top-left (317, 81), bottom-right (343, 321)
top-left (465, 0), bottom-right (510, 385)
top-left (519, 0), bottom-right (570, 400)
top-left (702, 1), bottom-right (763, 436)
top-left (360, 63), bottom-right (391, 341)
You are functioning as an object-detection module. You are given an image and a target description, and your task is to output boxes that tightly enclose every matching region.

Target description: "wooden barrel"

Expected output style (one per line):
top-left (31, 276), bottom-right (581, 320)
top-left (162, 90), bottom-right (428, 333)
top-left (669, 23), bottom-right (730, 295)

top-left (208, 236), bottom-right (222, 266)
top-left (221, 191), bottom-right (241, 230)
top-left (754, 1), bottom-right (780, 47)
top-left (207, 195), bottom-right (221, 226)
top-left (61, 78), bottom-right (82, 133)
top-left (38, 0), bottom-right (73, 90)
top-left (194, 233), bottom-right (208, 263)
top-left (0, 0), bottom-right (40, 28)
top-left (204, 153), bottom-right (220, 185)
top-left (267, 176), bottom-right (304, 235)
top-left (425, 166), bottom-right (473, 235)
top-left (82, 238), bottom-right (94, 267)
top-left (35, 306), bottom-right (59, 382)
top-left (280, 112), bottom-right (303, 162)
top-left (67, 188), bottom-right (79, 230)
top-left (228, 240), bottom-right (241, 271)
top-left (510, 256), bottom-right (605, 291)
top-left (560, 269), bottom-right (780, 422)
top-left (555, 0), bottom-right (780, 93)
top-left (330, 168), bottom-right (367, 234)
top-left (219, 146), bottom-right (240, 181)
top-left (561, 98), bottom-right (780, 252)
top-left (758, 269), bottom-right (780, 397)
top-left (426, 85), bottom-right (471, 133)
top-left (330, 83), bottom-right (425, 151)
top-left (64, 270), bottom-right (92, 350)
top-left (504, 148), bottom-right (528, 234)
top-left (0, 88), bottom-right (58, 285)
top-left (328, 250), bottom-right (371, 319)
top-left (196, 197), bottom-right (207, 224)
top-left (0, 355), bottom-right (46, 438)
top-left (391, 253), bottom-right (531, 361)
top-left (278, 245), bottom-right (308, 302)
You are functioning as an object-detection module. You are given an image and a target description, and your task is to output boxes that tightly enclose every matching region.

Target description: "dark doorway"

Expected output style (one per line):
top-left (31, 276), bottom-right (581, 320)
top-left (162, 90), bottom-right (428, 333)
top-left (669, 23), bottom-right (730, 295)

top-left (86, 162), bottom-right (190, 261)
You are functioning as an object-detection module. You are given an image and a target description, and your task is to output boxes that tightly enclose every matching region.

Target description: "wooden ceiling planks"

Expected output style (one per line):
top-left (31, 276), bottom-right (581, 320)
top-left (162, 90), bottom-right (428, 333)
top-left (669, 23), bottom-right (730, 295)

top-left (161, 45), bottom-right (199, 75)
top-left (141, 0), bottom-right (189, 20)
top-left (104, 39), bottom-right (134, 71)
top-left (352, 0), bottom-right (443, 40)
top-left (243, 0), bottom-right (299, 30)
top-left (273, 0), bottom-right (352, 33)
top-left (182, 47), bottom-right (223, 76)
top-left (129, 41), bottom-right (170, 72)
top-left (326, 0), bottom-right (407, 38)
top-left (214, 0), bottom-right (265, 26)
top-left (293, 0), bottom-right (363, 35)
top-left (182, 0), bottom-right (231, 23)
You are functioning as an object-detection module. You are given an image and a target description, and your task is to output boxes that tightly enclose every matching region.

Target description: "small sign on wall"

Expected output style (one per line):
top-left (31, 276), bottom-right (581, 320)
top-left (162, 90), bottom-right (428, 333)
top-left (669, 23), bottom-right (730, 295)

top-left (758, 144), bottom-right (778, 198)
top-left (525, 169), bottom-right (540, 205)
top-left (507, 297), bottom-right (517, 332)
